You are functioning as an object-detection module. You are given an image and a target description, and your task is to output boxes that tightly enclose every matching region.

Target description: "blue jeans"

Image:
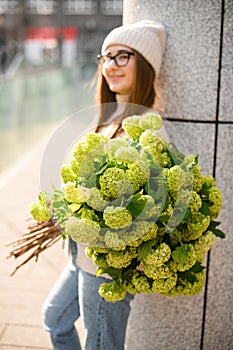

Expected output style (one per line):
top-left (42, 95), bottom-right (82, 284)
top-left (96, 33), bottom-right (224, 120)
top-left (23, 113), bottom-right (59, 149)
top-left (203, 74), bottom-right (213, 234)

top-left (42, 240), bottom-right (81, 350)
top-left (79, 269), bottom-right (134, 350)
top-left (42, 240), bottom-right (134, 350)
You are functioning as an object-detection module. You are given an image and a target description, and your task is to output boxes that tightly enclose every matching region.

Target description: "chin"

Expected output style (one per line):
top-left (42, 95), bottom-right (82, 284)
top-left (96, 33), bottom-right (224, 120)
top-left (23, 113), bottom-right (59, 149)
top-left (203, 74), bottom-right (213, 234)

top-left (109, 85), bottom-right (120, 93)
top-left (111, 88), bottom-right (126, 95)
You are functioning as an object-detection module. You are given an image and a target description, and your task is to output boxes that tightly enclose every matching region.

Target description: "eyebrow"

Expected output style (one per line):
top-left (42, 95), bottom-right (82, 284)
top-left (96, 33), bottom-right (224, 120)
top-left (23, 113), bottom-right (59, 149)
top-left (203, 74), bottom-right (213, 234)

top-left (105, 49), bottom-right (134, 56)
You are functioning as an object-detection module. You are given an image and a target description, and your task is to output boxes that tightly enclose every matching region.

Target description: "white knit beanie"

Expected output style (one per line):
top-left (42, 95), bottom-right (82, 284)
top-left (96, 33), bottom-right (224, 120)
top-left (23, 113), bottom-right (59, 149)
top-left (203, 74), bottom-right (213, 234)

top-left (101, 20), bottom-right (166, 77)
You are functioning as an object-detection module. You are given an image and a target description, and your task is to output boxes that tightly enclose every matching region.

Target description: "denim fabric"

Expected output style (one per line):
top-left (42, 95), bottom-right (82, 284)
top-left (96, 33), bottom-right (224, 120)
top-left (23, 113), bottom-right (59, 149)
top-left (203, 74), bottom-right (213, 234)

top-left (79, 269), bottom-right (134, 350)
top-left (42, 239), bottom-right (81, 350)
top-left (43, 239), bottom-right (134, 350)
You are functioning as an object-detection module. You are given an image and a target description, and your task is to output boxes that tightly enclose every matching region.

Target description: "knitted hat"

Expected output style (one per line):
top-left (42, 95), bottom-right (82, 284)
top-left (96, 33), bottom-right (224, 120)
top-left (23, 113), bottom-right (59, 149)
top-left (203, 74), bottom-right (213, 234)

top-left (101, 20), bottom-right (166, 77)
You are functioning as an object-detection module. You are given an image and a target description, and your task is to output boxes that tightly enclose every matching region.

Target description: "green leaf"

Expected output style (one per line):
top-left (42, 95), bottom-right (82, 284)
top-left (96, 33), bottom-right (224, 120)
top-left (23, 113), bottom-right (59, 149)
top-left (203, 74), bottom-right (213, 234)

top-left (201, 181), bottom-right (212, 192)
top-left (126, 193), bottom-right (147, 218)
top-left (61, 231), bottom-right (69, 239)
top-left (52, 201), bottom-right (64, 209)
top-left (178, 262), bottom-right (205, 284)
top-left (144, 182), bottom-right (149, 194)
top-left (167, 142), bottom-right (185, 165)
top-left (183, 207), bottom-right (192, 220)
top-left (208, 221), bottom-right (225, 239)
top-left (209, 221), bottom-right (221, 229)
top-left (38, 191), bottom-right (50, 204)
top-left (150, 163), bottom-right (162, 173)
top-left (128, 139), bottom-right (141, 150)
top-left (137, 239), bottom-right (157, 260)
top-left (179, 271), bottom-right (197, 283)
top-left (212, 229), bottom-right (225, 238)
top-left (200, 200), bottom-right (210, 215)
top-left (189, 261), bottom-right (205, 273)
top-left (171, 244), bottom-right (189, 263)
top-left (158, 214), bottom-right (170, 224)
top-left (96, 267), bottom-right (122, 281)
top-left (183, 155), bottom-right (199, 171)
top-left (96, 267), bottom-right (105, 277)
top-left (70, 203), bottom-right (81, 213)
top-left (95, 162), bottom-right (108, 176)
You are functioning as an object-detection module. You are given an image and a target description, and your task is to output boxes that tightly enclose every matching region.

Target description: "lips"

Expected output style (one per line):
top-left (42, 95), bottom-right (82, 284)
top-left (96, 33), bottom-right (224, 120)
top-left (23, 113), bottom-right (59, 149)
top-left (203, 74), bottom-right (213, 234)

top-left (108, 74), bottom-right (124, 81)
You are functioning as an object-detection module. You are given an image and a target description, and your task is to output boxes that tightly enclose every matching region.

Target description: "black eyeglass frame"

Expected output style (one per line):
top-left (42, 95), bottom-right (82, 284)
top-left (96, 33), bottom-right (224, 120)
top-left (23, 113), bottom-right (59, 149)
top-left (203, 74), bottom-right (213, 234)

top-left (97, 51), bottom-right (135, 67)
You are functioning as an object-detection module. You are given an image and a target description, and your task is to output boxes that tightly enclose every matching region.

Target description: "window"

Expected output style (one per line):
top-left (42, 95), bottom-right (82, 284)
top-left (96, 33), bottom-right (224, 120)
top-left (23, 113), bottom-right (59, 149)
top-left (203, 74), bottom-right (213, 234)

top-left (25, 0), bottom-right (58, 14)
top-left (0, 0), bottom-right (19, 14)
top-left (100, 0), bottom-right (122, 15)
top-left (62, 0), bottom-right (97, 15)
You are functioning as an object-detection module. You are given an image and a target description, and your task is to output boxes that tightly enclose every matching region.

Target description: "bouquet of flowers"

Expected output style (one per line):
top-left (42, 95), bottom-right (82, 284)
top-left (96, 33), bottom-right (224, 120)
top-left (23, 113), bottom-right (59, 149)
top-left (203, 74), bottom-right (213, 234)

top-left (27, 113), bottom-right (225, 301)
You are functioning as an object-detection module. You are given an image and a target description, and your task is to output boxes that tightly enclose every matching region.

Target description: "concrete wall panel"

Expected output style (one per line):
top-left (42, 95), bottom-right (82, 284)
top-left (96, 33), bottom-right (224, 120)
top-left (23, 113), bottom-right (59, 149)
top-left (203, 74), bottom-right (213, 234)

top-left (126, 293), bottom-right (203, 350)
top-left (123, 0), bottom-right (232, 348)
top-left (219, 0), bottom-right (233, 122)
top-left (124, 0), bottom-right (221, 121)
top-left (203, 124), bottom-right (233, 349)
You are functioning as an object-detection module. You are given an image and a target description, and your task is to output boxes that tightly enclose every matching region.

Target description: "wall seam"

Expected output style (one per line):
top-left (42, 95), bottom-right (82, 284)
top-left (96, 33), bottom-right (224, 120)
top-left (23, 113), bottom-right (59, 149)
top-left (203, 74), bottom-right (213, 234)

top-left (165, 118), bottom-right (233, 125)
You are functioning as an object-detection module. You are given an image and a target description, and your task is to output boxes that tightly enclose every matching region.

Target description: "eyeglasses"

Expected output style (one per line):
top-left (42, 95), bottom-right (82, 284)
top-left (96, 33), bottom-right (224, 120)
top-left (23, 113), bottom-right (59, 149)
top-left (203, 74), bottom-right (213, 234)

top-left (97, 51), bottom-right (135, 67)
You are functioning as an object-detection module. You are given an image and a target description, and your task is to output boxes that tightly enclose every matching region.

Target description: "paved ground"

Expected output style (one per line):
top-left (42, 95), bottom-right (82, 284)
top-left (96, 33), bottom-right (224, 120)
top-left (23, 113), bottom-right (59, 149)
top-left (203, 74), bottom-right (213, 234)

top-left (0, 140), bottom-right (84, 349)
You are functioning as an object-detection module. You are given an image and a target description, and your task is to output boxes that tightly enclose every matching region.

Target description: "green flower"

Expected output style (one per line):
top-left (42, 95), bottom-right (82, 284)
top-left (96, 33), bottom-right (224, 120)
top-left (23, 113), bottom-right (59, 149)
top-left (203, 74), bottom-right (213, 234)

top-left (99, 167), bottom-right (133, 199)
top-left (143, 243), bottom-right (171, 267)
top-left (171, 244), bottom-right (197, 272)
top-left (64, 182), bottom-right (86, 203)
top-left (208, 187), bottom-right (222, 219)
top-left (85, 187), bottom-right (109, 211)
top-left (139, 113), bottom-right (163, 131)
top-left (107, 138), bottom-right (129, 160)
top-left (61, 165), bottom-right (77, 184)
top-left (152, 273), bottom-right (178, 293)
top-left (114, 146), bottom-right (140, 163)
top-left (99, 281), bottom-right (126, 303)
top-left (194, 231), bottom-right (216, 261)
top-left (30, 202), bottom-right (53, 222)
top-left (142, 262), bottom-right (175, 280)
top-left (106, 247), bottom-right (137, 268)
top-left (65, 216), bottom-right (100, 244)
top-left (185, 213), bottom-right (210, 241)
top-left (104, 230), bottom-right (126, 250)
top-left (126, 161), bottom-right (149, 192)
top-left (103, 206), bottom-right (132, 229)
top-left (175, 189), bottom-right (202, 213)
top-left (131, 270), bottom-right (152, 294)
top-left (122, 115), bottom-right (144, 139)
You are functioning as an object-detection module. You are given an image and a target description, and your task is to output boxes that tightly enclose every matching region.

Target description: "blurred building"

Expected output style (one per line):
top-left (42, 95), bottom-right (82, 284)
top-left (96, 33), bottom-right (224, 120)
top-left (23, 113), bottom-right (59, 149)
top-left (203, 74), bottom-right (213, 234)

top-left (0, 0), bottom-right (122, 71)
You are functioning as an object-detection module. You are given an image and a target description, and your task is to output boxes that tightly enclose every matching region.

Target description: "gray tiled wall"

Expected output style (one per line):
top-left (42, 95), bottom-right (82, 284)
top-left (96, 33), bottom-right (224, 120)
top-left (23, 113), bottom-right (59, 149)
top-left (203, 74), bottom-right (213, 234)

top-left (123, 1), bottom-right (233, 349)
top-left (219, 1), bottom-right (233, 121)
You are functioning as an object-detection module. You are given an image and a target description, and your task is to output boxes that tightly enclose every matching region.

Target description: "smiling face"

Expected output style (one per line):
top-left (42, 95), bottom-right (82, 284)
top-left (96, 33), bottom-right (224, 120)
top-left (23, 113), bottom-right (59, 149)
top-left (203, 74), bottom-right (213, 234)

top-left (101, 45), bottom-right (136, 96)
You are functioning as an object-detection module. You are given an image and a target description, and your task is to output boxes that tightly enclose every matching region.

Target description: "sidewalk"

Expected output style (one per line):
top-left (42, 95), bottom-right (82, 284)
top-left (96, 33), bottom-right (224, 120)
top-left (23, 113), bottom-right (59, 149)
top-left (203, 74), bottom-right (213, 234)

top-left (0, 140), bottom-right (84, 349)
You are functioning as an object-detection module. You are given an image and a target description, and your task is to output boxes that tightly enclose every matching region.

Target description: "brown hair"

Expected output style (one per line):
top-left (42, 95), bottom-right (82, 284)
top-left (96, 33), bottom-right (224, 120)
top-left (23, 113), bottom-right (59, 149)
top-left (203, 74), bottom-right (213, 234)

top-left (95, 50), bottom-right (156, 127)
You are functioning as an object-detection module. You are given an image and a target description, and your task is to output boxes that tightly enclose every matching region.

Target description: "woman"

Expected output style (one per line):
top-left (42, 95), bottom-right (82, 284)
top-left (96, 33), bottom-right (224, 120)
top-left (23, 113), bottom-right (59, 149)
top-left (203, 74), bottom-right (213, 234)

top-left (42, 19), bottom-right (166, 350)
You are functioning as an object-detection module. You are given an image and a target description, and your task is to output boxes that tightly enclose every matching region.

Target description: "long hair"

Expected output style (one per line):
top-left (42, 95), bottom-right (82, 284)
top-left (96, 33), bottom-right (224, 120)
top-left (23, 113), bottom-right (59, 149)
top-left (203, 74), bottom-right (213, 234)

top-left (95, 50), bottom-right (156, 127)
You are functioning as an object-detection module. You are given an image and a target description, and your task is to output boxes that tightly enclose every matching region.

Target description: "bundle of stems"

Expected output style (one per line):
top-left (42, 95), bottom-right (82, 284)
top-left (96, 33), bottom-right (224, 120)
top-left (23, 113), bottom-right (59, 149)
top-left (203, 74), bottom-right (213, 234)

top-left (5, 218), bottom-right (62, 276)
